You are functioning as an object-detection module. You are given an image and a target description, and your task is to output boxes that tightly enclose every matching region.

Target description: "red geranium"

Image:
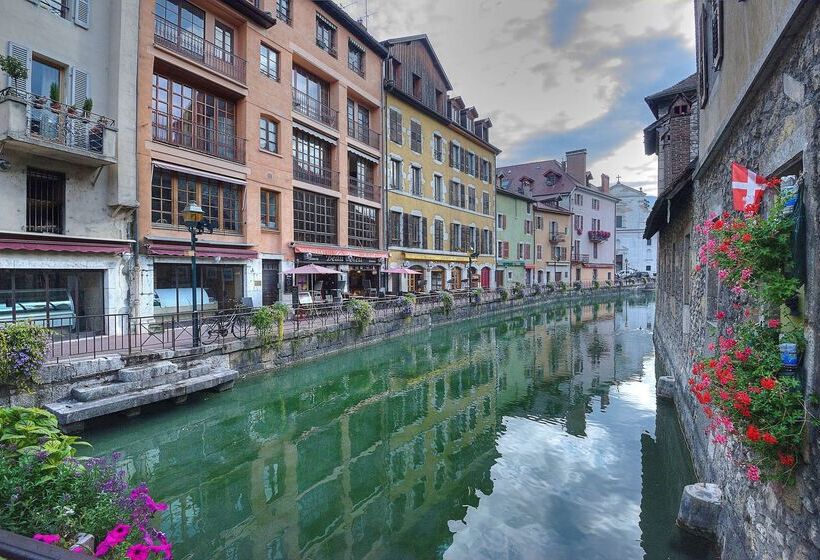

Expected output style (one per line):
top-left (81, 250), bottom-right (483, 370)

top-left (746, 425), bottom-right (761, 442)
top-left (762, 432), bottom-right (778, 445)
top-left (778, 452), bottom-right (796, 467)
top-left (760, 377), bottom-right (777, 391)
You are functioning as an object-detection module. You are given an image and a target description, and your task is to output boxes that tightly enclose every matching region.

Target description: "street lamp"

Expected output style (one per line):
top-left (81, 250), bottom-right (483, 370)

top-left (466, 245), bottom-right (480, 290)
top-left (182, 201), bottom-right (213, 347)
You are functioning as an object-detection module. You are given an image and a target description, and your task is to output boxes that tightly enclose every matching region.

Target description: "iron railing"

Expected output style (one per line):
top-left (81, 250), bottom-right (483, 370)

top-left (151, 108), bottom-right (246, 164)
top-left (292, 158), bottom-right (339, 190)
top-left (292, 88), bottom-right (338, 129)
top-left (571, 250), bottom-right (590, 264)
top-left (154, 16), bottom-right (247, 83)
top-left (0, 87), bottom-right (113, 156)
top-left (347, 120), bottom-right (381, 149)
top-left (348, 176), bottom-right (381, 202)
top-left (315, 37), bottom-right (337, 58)
top-left (549, 232), bottom-right (566, 243)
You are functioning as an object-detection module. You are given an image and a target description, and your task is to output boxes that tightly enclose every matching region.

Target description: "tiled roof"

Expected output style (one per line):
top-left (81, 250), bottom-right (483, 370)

top-left (496, 160), bottom-right (584, 199)
top-left (645, 73), bottom-right (697, 118)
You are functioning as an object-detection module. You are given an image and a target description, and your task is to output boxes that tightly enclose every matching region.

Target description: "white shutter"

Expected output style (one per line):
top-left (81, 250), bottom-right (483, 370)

top-left (6, 42), bottom-right (31, 91)
top-left (74, 0), bottom-right (90, 28)
top-left (70, 67), bottom-right (90, 106)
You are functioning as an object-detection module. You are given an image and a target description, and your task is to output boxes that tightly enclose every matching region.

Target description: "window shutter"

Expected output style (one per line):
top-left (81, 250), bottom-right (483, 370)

top-left (402, 213), bottom-right (409, 247)
top-left (421, 217), bottom-right (428, 249)
top-left (461, 226), bottom-right (467, 252)
top-left (450, 224), bottom-right (456, 251)
top-left (70, 67), bottom-right (90, 106)
top-left (6, 42), bottom-right (31, 90)
top-left (74, 0), bottom-right (91, 28)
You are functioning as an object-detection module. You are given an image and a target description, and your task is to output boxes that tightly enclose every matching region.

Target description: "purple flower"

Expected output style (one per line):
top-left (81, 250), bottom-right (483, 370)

top-left (35, 450), bottom-right (49, 462)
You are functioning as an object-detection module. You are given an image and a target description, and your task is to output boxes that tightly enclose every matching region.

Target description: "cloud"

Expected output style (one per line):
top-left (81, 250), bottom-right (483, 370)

top-left (344, 0), bottom-right (695, 187)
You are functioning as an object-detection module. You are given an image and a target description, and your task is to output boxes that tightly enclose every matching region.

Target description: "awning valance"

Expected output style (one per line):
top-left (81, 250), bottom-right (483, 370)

top-left (293, 244), bottom-right (387, 259)
top-left (348, 145), bottom-right (379, 163)
top-left (404, 252), bottom-right (469, 263)
top-left (147, 243), bottom-right (257, 260)
top-left (292, 122), bottom-right (338, 145)
top-left (152, 160), bottom-right (246, 185)
top-left (0, 238), bottom-right (131, 254)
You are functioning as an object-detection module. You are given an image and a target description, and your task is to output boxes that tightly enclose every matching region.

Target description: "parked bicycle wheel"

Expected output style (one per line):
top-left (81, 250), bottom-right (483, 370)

top-left (231, 312), bottom-right (251, 339)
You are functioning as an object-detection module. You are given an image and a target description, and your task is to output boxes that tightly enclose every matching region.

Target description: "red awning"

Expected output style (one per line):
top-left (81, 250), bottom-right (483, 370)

top-left (147, 243), bottom-right (257, 260)
top-left (293, 244), bottom-right (388, 259)
top-left (0, 238), bottom-right (131, 254)
top-left (524, 264), bottom-right (536, 270)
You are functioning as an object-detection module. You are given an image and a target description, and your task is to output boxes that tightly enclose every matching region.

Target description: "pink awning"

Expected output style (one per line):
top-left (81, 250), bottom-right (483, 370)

top-left (147, 243), bottom-right (257, 260)
top-left (0, 238), bottom-right (131, 254)
top-left (293, 244), bottom-right (388, 259)
top-left (385, 267), bottom-right (422, 275)
top-left (524, 264), bottom-right (536, 270)
top-left (283, 264), bottom-right (342, 275)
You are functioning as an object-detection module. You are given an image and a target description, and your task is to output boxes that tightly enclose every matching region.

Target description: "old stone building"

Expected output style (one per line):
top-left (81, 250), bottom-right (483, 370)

top-left (647, 1), bottom-right (819, 558)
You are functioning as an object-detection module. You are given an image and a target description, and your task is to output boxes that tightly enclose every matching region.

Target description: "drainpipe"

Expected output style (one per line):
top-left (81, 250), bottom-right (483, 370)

top-left (381, 56), bottom-right (389, 293)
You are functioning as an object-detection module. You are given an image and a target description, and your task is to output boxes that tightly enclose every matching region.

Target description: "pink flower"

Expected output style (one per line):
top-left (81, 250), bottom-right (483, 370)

top-left (731, 284), bottom-right (745, 296)
top-left (126, 544), bottom-right (151, 560)
top-left (718, 269), bottom-right (729, 280)
top-left (741, 268), bottom-right (753, 281)
top-left (70, 546), bottom-right (85, 553)
top-left (713, 434), bottom-right (727, 445)
top-left (95, 524), bottom-right (131, 556)
top-left (715, 311), bottom-right (726, 320)
top-left (707, 342), bottom-right (716, 352)
top-left (33, 534), bottom-right (61, 545)
top-left (746, 465), bottom-right (761, 482)
top-left (767, 319), bottom-right (780, 329)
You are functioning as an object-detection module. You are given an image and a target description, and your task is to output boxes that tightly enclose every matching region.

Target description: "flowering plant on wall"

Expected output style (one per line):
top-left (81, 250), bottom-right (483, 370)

top-left (689, 193), bottom-right (810, 484)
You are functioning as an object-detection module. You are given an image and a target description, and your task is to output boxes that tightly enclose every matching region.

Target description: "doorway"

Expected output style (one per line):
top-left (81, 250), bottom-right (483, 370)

top-left (262, 260), bottom-right (280, 305)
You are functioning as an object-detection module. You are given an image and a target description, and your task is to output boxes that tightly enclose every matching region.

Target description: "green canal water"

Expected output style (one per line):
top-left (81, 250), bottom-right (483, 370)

top-left (85, 295), bottom-right (715, 560)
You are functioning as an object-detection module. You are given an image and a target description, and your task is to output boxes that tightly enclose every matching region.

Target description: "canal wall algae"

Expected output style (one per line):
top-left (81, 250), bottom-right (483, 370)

top-left (81, 295), bottom-right (714, 560)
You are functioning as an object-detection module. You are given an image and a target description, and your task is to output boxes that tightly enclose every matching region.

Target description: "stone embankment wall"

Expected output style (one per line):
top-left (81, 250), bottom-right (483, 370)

top-left (656, 7), bottom-right (820, 559)
top-left (1, 286), bottom-right (651, 410)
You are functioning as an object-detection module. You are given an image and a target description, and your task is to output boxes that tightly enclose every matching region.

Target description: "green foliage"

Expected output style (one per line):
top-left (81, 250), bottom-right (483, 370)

top-left (251, 303), bottom-right (290, 347)
top-left (0, 321), bottom-right (50, 391)
top-left (440, 292), bottom-right (454, 316)
top-left (402, 293), bottom-right (417, 307)
top-left (49, 82), bottom-right (60, 103)
top-left (470, 287), bottom-right (483, 305)
top-left (511, 283), bottom-right (524, 299)
top-left (82, 98), bottom-right (93, 112)
top-left (0, 408), bottom-right (89, 469)
top-left (347, 299), bottom-right (374, 333)
top-left (592, 280), bottom-right (600, 289)
top-left (532, 284), bottom-right (542, 295)
top-left (0, 55), bottom-right (27, 80)
top-left (498, 287), bottom-right (509, 301)
top-left (558, 281), bottom-right (567, 291)
top-left (605, 280), bottom-right (613, 287)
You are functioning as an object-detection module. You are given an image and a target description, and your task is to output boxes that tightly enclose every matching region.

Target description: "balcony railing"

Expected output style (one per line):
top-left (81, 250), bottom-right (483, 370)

top-left (588, 230), bottom-right (611, 243)
top-left (571, 251), bottom-right (590, 264)
top-left (348, 177), bottom-right (381, 202)
top-left (433, 147), bottom-right (443, 162)
top-left (151, 109), bottom-right (246, 164)
top-left (293, 158), bottom-right (339, 190)
top-left (316, 37), bottom-right (337, 58)
top-left (549, 232), bottom-right (566, 244)
top-left (276, 5), bottom-right (292, 25)
top-left (0, 87), bottom-right (116, 164)
top-left (154, 16), bottom-right (247, 83)
top-left (292, 88), bottom-right (338, 129)
top-left (347, 120), bottom-right (381, 150)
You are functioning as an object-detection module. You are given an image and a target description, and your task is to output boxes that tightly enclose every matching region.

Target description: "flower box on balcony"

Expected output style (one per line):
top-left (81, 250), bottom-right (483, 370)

top-left (588, 230), bottom-right (611, 242)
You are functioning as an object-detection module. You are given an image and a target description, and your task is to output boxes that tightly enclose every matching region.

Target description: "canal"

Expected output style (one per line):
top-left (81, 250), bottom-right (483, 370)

top-left (85, 295), bottom-right (714, 559)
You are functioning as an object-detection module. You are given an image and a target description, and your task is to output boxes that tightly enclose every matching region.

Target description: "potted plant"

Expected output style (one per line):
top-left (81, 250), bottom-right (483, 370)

top-left (49, 82), bottom-right (61, 112)
top-left (82, 98), bottom-right (93, 119)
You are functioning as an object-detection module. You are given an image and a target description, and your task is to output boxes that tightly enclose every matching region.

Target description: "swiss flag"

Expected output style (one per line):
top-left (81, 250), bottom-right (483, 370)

top-left (731, 162), bottom-right (767, 212)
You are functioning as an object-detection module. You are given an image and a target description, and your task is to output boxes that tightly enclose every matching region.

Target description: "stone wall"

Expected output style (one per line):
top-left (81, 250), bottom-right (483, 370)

top-left (655, 6), bottom-right (820, 559)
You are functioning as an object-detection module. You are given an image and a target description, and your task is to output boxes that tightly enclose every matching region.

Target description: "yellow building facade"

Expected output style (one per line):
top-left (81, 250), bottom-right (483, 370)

top-left (382, 36), bottom-right (499, 293)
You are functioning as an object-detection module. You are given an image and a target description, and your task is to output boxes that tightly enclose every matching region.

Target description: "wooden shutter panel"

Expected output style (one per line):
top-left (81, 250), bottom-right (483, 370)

top-left (6, 42), bottom-right (31, 90)
top-left (421, 217), bottom-right (428, 249)
top-left (460, 226), bottom-right (467, 252)
top-left (402, 213), bottom-right (409, 247)
top-left (70, 67), bottom-right (90, 106)
top-left (74, 0), bottom-right (91, 28)
top-left (450, 224), bottom-right (456, 251)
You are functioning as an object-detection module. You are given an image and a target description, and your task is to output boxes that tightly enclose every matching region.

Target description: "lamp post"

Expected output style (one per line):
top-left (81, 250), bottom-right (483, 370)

top-left (182, 201), bottom-right (213, 347)
top-left (466, 246), bottom-right (480, 290)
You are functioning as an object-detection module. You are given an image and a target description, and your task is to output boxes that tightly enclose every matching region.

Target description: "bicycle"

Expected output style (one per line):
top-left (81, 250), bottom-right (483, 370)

top-left (200, 300), bottom-right (251, 344)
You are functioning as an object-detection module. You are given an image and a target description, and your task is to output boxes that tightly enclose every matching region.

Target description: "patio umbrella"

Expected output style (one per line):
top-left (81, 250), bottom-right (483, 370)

top-left (384, 267), bottom-right (422, 275)
top-left (283, 264), bottom-right (342, 275)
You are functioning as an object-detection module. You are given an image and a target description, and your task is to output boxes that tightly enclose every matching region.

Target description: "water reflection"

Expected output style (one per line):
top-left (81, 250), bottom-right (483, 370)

top-left (85, 294), bottom-right (711, 559)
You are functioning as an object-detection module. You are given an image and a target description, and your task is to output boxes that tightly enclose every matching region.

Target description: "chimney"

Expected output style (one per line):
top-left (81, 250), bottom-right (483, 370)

top-left (601, 173), bottom-right (610, 192)
top-left (566, 149), bottom-right (587, 183)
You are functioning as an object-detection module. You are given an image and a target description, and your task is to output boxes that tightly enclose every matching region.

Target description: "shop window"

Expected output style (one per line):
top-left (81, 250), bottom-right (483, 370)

top-left (154, 263), bottom-right (244, 313)
top-left (26, 168), bottom-right (65, 234)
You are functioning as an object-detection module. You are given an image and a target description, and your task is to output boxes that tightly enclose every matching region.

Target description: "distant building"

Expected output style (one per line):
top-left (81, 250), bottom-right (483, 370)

top-left (494, 180), bottom-right (534, 286)
top-left (610, 180), bottom-right (656, 274)
top-left (533, 202), bottom-right (572, 284)
top-left (498, 150), bottom-right (618, 284)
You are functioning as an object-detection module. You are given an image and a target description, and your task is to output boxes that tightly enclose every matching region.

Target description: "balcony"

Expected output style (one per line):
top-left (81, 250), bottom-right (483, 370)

top-left (347, 120), bottom-right (381, 150)
top-left (0, 88), bottom-right (116, 166)
top-left (549, 232), bottom-right (566, 244)
top-left (588, 230), bottom-right (611, 243)
top-left (293, 158), bottom-right (339, 191)
top-left (154, 16), bottom-right (247, 84)
top-left (348, 177), bottom-right (381, 203)
top-left (151, 109), bottom-right (245, 164)
top-left (292, 88), bottom-right (338, 130)
top-left (571, 251), bottom-right (590, 264)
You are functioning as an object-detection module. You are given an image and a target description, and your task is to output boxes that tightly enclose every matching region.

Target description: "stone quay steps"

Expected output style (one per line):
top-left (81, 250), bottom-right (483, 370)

top-left (45, 360), bottom-right (236, 429)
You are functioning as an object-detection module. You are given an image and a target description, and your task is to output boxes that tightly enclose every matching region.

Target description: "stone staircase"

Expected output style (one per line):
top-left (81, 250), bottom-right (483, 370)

top-left (46, 357), bottom-right (236, 430)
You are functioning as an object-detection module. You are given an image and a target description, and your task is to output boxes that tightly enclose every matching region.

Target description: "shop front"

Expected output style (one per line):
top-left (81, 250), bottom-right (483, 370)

top-left (291, 244), bottom-right (387, 299)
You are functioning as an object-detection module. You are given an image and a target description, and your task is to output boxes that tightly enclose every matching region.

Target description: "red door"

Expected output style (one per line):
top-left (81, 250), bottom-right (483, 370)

top-left (481, 267), bottom-right (491, 289)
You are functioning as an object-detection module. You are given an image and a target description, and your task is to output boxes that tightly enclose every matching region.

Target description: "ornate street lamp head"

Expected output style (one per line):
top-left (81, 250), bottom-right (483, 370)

top-left (182, 201), bottom-right (205, 227)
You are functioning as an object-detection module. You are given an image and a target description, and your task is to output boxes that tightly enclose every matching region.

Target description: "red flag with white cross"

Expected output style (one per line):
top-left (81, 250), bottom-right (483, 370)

top-left (731, 162), bottom-right (767, 212)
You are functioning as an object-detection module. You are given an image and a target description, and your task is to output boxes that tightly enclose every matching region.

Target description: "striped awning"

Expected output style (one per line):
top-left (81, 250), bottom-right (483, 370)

top-left (293, 121), bottom-right (338, 145)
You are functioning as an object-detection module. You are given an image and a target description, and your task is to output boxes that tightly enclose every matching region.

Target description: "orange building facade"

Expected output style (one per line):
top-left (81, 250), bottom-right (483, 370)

top-left (134, 0), bottom-right (386, 316)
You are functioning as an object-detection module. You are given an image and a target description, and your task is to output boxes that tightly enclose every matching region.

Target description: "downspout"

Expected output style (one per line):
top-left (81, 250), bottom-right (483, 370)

top-left (381, 54), bottom-right (389, 293)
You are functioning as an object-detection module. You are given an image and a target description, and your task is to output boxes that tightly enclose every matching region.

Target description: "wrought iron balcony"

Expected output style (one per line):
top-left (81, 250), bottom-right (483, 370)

top-left (348, 176), bottom-right (381, 202)
top-left (588, 230), bottom-right (611, 243)
top-left (293, 158), bottom-right (339, 190)
top-left (154, 16), bottom-right (247, 84)
top-left (347, 120), bottom-right (381, 150)
top-left (0, 87), bottom-right (116, 166)
top-left (549, 232), bottom-right (566, 244)
top-left (571, 250), bottom-right (589, 264)
top-left (292, 88), bottom-right (338, 129)
top-left (151, 109), bottom-right (246, 164)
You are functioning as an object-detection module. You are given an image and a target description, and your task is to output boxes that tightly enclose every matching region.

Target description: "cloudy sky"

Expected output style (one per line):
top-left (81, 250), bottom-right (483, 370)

top-left (340, 0), bottom-right (696, 194)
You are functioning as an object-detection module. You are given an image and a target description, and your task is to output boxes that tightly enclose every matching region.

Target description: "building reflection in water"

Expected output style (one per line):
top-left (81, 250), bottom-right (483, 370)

top-left (86, 293), bottom-right (697, 560)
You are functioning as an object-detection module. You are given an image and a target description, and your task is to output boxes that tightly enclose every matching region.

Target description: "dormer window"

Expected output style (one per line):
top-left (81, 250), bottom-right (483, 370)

top-left (545, 172), bottom-right (558, 187)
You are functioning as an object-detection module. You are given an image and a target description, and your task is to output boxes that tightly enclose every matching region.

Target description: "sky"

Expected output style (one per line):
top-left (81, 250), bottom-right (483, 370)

top-left (338, 0), bottom-right (697, 194)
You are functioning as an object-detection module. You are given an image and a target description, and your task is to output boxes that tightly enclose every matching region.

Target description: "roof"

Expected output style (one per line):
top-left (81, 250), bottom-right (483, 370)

top-left (644, 159), bottom-right (696, 238)
top-left (609, 180), bottom-right (648, 197)
top-left (316, 1), bottom-right (388, 58)
top-left (534, 202), bottom-right (572, 216)
top-left (496, 185), bottom-right (535, 203)
top-left (497, 159), bottom-right (617, 202)
top-left (222, 0), bottom-right (276, 27)
top-left (645, 73), bottom-right (697, 118)
top-left (381, 34), bottom-right (452, 89)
